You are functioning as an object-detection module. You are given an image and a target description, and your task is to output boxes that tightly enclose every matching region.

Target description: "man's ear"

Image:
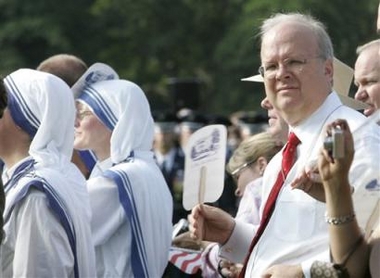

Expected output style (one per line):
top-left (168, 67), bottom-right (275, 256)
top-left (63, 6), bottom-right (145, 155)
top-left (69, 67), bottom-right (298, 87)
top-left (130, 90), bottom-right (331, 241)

top-left (324, 58), bottom-right (334, 83)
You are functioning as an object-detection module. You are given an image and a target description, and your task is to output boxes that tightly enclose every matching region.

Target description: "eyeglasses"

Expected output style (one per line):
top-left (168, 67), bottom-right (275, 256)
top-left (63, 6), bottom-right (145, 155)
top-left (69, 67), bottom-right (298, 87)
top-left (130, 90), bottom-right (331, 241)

top-left (258, 57), bottom-right (323, 79)
top-left (230, 159), bottom-right (256, 182)
top-left (76, 110), bottom-right (93, 120)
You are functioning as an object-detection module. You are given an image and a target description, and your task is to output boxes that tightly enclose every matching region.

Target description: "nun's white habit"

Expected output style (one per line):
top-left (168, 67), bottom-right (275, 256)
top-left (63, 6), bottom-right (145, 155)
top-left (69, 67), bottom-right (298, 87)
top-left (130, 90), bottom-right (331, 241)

top-left (77, 79), bottom-right (173, 277)
top-left (1, 69), bottom-right (96, 277)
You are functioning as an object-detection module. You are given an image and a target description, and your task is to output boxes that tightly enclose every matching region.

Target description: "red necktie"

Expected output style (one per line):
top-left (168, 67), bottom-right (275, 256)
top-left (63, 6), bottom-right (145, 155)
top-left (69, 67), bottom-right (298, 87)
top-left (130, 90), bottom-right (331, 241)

top-left (239, 132), bottom-right (300, 277)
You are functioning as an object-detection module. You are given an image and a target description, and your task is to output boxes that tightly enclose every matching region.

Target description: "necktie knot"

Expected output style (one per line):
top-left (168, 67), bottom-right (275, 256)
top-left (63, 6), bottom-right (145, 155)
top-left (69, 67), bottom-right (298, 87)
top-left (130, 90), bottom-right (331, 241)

top-left (287, 132), bottom-right (300, 147)
top-left (282, 132), bottom-right (300, 176)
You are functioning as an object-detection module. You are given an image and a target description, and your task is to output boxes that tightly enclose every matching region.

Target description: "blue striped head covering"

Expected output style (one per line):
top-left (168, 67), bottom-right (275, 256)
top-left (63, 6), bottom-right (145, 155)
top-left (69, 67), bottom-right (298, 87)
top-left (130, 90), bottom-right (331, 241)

top-left (3, 69), bottom-right (75, 166)
top-left (4, 74), bottom-right (39, 138)
top-left (77, 79), bottom-right (154, 164)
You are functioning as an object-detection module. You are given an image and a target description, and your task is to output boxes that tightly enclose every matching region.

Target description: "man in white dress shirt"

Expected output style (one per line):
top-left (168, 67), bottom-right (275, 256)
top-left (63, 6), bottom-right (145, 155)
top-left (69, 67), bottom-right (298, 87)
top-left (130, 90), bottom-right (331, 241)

top-left (188, 12), bottom-right (380, 278)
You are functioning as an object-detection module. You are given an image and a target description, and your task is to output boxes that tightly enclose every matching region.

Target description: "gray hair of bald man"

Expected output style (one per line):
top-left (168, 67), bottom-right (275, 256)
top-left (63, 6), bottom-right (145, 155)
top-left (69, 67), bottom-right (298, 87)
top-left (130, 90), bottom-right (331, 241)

top-left (259, 12), bottom-right (334, 60)
top-left (356, 39), bottom-right (380, 55)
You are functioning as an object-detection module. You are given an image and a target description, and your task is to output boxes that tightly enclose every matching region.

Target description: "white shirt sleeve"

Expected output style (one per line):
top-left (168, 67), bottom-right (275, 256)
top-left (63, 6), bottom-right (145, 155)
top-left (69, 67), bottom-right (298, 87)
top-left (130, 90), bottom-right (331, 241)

top-left (219, 220), bottom-right (256, 263)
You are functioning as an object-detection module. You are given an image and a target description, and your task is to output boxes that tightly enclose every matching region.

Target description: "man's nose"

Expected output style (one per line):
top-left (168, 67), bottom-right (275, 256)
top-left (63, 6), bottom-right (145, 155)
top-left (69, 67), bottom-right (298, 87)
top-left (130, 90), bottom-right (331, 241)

top-left (354, 88), bottom-right (368, 102)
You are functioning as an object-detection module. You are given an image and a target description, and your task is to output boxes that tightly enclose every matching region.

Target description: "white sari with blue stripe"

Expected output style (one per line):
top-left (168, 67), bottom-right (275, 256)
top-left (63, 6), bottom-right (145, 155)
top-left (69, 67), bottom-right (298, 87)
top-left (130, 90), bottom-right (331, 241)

top-left (77, 79), bottom-right (173, 277)
top-left (1, 69), bottom-right (95, 277)
top-left (87, 151), bottom-right (173, 277)
top-left (3, 159), bottom-right (79, 277)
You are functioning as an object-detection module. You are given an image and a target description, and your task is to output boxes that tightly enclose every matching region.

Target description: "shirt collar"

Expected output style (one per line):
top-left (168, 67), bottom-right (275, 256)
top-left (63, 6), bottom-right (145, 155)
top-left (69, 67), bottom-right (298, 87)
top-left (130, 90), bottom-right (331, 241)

top-left (290, 91), bottom-right (343, 146)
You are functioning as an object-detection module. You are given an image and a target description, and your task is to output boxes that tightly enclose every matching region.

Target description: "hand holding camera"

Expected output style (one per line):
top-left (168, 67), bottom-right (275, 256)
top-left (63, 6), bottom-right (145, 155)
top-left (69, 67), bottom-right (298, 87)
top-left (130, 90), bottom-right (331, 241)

top-left (318, 119), bottom-right (354, 193)
top-left (323, 125), bottom-right (345, 159)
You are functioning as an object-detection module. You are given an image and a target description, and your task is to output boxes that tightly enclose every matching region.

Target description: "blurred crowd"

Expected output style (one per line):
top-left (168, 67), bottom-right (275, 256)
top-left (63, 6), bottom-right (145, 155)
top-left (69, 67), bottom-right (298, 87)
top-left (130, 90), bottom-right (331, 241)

top-left (152, 108), bottom-right (270, 223)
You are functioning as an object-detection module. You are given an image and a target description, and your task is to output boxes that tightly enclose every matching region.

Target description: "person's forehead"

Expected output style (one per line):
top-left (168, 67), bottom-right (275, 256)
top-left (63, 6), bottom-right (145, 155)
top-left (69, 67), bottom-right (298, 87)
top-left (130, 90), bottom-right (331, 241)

top-left (354, 59), bottom-right (379, 86)
top-left (261, 23), bottom-right (318, 59)
top-left (356, 48), bottom-right (380, 71)
top-left (75, 101), bottom-right (91, 110)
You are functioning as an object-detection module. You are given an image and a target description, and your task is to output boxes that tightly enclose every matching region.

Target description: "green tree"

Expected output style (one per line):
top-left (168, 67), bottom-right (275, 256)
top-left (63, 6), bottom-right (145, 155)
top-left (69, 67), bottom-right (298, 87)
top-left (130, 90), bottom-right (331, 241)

top-left (0, 0), bottom-right (95, 74)
top-left (0, 0), bottom-right (377, 115)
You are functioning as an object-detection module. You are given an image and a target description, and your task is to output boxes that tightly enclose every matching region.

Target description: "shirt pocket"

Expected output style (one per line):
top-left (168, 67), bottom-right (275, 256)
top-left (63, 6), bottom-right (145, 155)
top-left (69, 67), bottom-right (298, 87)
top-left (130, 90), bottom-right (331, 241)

top-left (272, 195), bottom-right (318, 242)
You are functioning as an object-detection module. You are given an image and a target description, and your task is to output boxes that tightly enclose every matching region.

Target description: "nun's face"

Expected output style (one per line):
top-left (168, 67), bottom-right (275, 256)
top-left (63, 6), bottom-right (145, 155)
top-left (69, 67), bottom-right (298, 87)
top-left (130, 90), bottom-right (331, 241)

top-left (74, 102), bottom-right (112, 161)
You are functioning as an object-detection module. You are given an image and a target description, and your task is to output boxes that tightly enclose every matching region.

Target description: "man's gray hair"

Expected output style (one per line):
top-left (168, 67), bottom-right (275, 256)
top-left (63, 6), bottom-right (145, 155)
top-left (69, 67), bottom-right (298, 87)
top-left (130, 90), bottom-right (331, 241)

top-left (356, 39), bottom-right (380, 55)
top-left (259, 13), bottom-right (334, 60)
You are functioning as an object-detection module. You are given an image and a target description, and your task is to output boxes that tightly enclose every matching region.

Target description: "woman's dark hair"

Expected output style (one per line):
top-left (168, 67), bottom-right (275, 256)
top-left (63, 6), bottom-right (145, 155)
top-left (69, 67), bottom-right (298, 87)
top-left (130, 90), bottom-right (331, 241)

top-left (0, 79), bottom-right (7, 118)
top-left (0, 79), bottom-right (5, 242)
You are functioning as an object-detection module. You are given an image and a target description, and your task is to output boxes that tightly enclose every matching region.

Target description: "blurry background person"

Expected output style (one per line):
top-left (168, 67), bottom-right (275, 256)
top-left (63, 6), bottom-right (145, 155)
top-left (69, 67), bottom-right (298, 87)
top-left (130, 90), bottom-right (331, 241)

top-left (37, 53), bottom-right (93, 178)
top-left (229, 110), bottom-right (269, 141)
top-left (226, 124), bottom-right (242, 152)
top-left (37, 53), bottom-right (87, 87)
top-left (152, 110), bottom-right (186, 224)
top-left (177, 110), bottom-right (208, 152)
top-left (354, 39), bottom-right (380, 117)
top-left (0, 69), bottom-right (95, 277)
top-left (172, 111), bottom-right (208, 222)
top-left (74, 78), bottom-right (173, 277)
top-left (237, 111), bottom-right (269, 140)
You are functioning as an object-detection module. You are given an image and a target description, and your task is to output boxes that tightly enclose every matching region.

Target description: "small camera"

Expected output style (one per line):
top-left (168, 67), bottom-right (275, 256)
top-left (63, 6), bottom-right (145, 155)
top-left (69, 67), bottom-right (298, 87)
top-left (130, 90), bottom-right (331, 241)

top-left (323, 126), bottom-right (344, 159)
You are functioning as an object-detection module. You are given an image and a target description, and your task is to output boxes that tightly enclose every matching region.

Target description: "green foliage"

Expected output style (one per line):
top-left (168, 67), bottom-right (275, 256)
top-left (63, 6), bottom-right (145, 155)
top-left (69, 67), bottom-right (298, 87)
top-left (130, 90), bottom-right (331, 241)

top-left (0, 0), bottom-right (378, 114)
top-left (0, 0), bottom-right (95, 71)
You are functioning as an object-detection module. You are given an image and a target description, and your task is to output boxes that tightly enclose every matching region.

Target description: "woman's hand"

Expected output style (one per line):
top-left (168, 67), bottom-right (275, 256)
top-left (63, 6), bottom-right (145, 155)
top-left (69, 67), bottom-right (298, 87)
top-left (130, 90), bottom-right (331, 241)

top-left (318, 119), bottom-right (354, 192)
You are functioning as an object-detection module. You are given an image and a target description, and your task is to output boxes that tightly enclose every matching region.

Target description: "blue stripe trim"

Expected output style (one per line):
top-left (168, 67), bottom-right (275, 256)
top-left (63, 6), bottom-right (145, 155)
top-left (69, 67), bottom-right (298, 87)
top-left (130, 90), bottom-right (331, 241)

top-left (117, 171), bottom-right (148, 268)
top-left (4, 159), bottom-right (35, 193)
top-left (78, 86), bottom-right (117, 130)
top-left (78, 150), bottom-right (97, 172)
top-left (5, 178), bottom-right (79, 278)
top-left (103, 169), bottom-right (149, 277)
top-left (4, 76), bottom-right (39, 137)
